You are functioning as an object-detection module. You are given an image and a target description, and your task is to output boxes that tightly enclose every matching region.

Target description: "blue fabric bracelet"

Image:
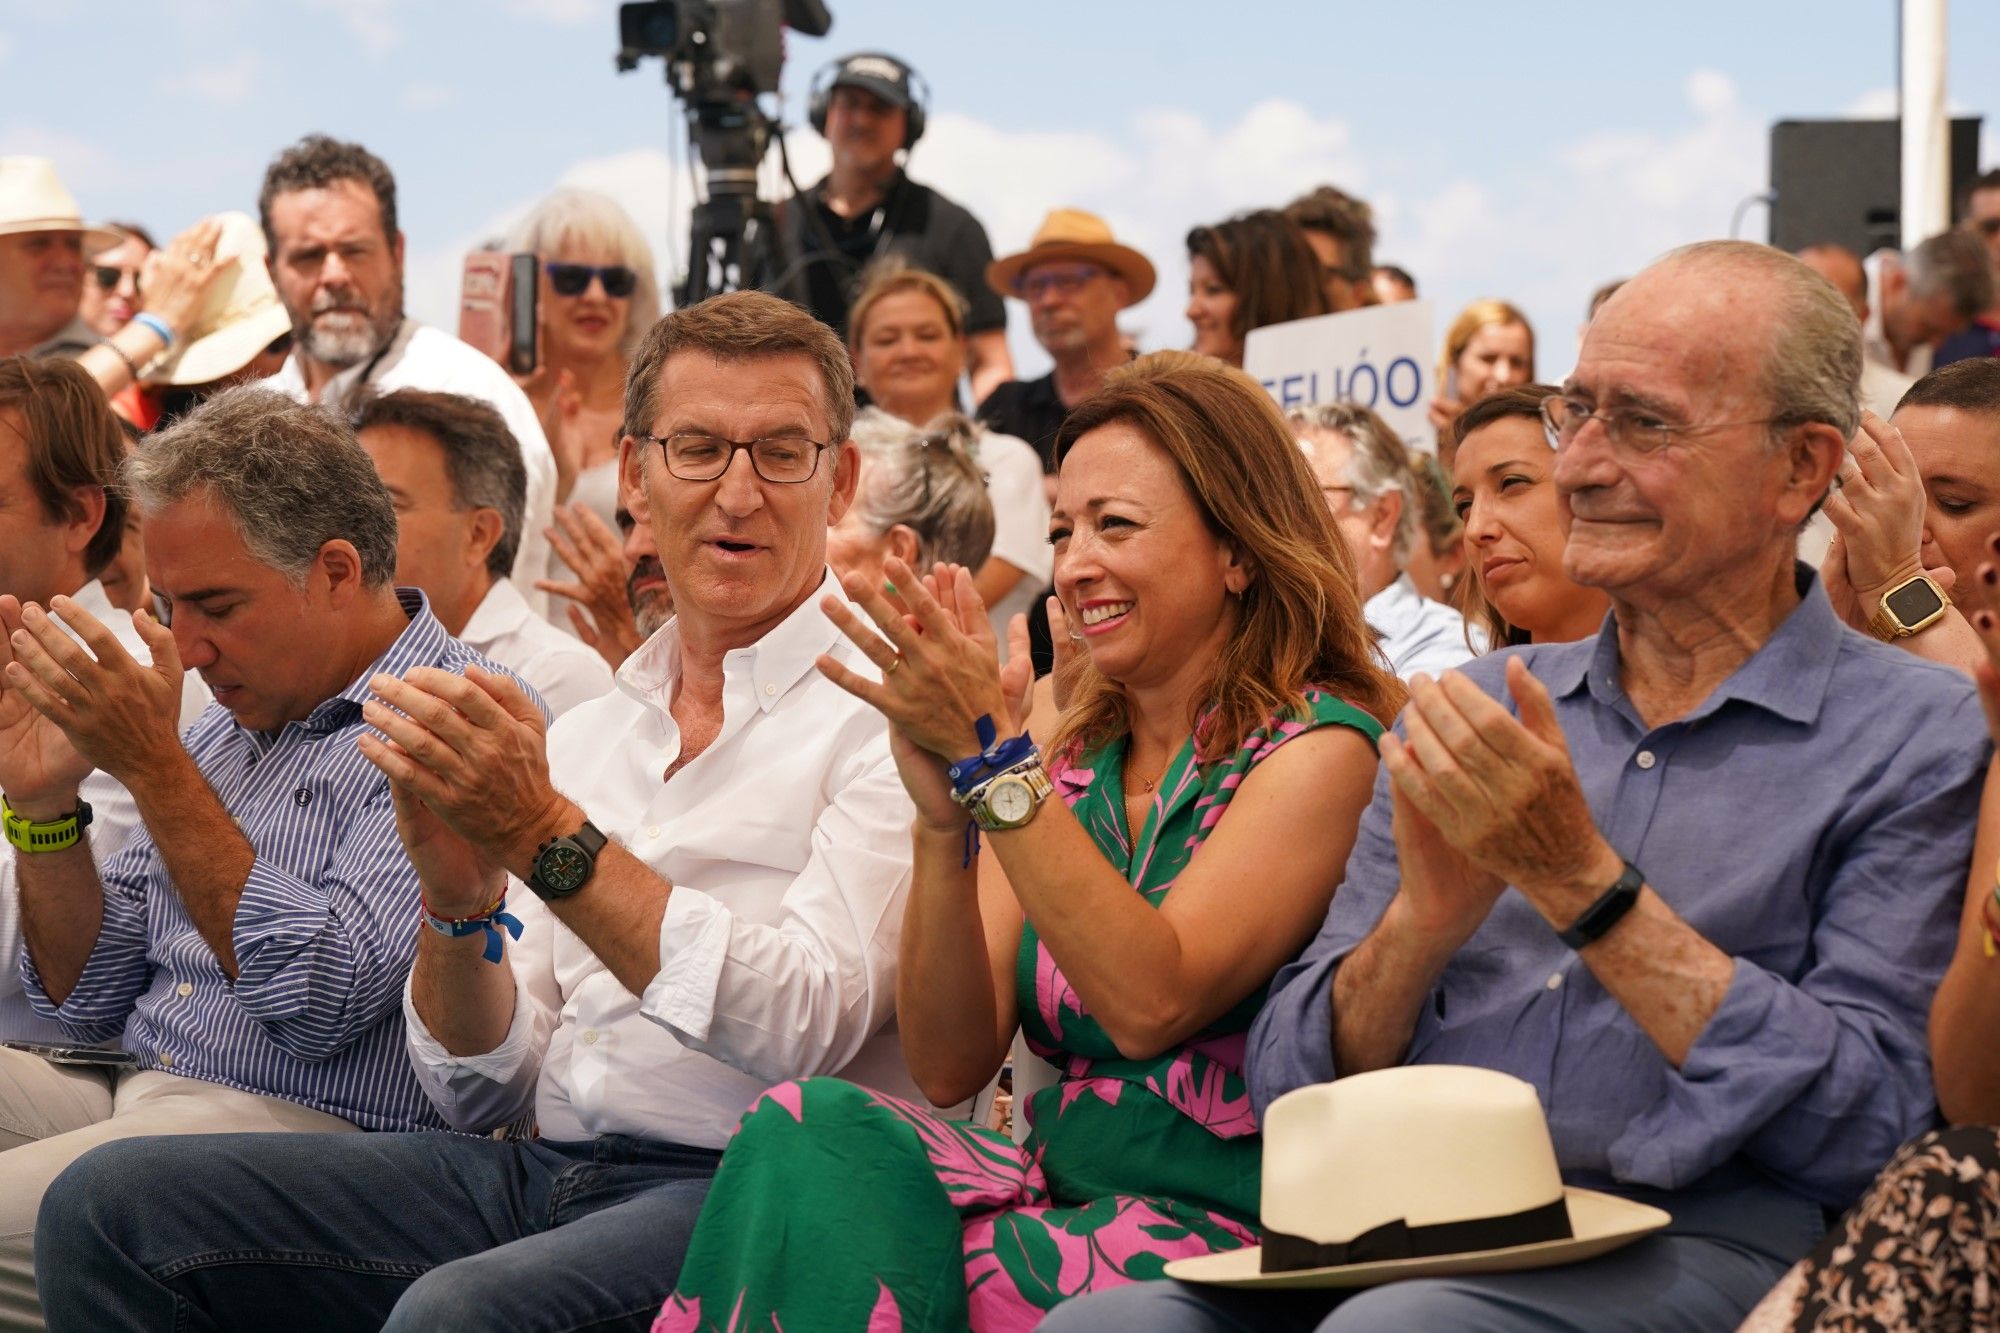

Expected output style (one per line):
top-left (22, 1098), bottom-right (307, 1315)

top-left (947, 714), bottom-right (1036, 797)
top-left (422, 898), bottom-right (524, 964)
top-left (131, 312), bottom-right (175, 347)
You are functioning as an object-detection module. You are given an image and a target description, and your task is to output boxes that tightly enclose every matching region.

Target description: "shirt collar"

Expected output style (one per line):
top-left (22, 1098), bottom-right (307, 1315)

top-left (1550, 563), bottom-right (1842, 727)
top-left (615, 568), bottom-right (846, 716)
top-left (1363, 574), bottom-right (1424, 633)
top-left (31, 316), bottom-right (99, 358)
top-left (68, 578), bottom-right (113, 620)
top-left (286, 587), bottom-right (444, 735)
top-left (458, 578), bottom-right (531, 645)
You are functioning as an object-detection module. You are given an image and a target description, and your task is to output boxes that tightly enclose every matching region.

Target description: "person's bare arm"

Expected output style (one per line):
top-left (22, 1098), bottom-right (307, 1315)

top-left (965, 330), bottom-right (1014, 406)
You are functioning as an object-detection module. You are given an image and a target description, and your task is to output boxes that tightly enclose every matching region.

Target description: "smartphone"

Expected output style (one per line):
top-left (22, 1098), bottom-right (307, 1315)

top-left (1, 1039), bottom-right (137, 1068)
top-left (458, 251), bottom-right (539, 376)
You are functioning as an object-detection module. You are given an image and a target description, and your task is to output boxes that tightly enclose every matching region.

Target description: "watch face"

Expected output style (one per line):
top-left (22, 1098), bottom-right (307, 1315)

top-left (536, 842), bottom-right (594, 895)
top-left (988, 777), bottom-right (1034, 825)
top-left (1886, 577), bottom-right (1946, 627)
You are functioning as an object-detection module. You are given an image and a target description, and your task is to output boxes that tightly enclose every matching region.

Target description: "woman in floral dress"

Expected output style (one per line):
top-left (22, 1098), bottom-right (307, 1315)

top-left (656, 351), bottom-right (1404, 1331)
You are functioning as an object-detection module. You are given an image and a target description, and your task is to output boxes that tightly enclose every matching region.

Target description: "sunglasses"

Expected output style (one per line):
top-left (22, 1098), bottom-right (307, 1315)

top-left (92, 265), bottom-right (140, 292)
top-left (545, 262), bottom-right (638, 299)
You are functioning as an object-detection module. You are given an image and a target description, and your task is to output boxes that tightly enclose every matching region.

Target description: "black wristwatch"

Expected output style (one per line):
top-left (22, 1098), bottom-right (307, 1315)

top-left (526, 820), bottom-right (608, 901)
top-left (1556, 860), bottom-right (1645, 950)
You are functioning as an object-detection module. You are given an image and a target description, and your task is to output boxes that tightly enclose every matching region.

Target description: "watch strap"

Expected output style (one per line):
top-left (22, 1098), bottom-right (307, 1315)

top-left (528, 818), bottom-right (607, 900)
top-left (1556, 860), bottom-right (1645, 950)
top-left (1868, 574), bottom-right (1948, 640)
top-left (2, 796), bottom-right (94, 855)
top-left (957, 757), bottom-right (1054, 831)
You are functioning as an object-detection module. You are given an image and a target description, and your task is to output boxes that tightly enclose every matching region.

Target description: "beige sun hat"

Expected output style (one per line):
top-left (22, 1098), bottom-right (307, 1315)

top-left (0, 157), bottom-right (123, 251)
top-left (142, 212), bottom-right (295, 388)
top-left (1165, 1066), bottom-right (1670, 1290)
top-left (985, 208), bottom-right (1156, 305)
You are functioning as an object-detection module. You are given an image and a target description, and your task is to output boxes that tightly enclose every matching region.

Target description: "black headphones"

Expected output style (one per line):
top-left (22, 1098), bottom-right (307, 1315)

top-left (807, 52), bottom-right (929, 150)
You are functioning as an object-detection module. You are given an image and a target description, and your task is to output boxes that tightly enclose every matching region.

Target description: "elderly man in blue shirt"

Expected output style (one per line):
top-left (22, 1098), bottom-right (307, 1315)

top-left (0, 386), bottom-right (537, 1328)
top-left (1046, 241), bottom-right (1991, 1332)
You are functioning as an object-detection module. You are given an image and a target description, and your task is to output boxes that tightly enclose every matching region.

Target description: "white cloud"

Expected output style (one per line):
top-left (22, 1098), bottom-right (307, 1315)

top-left (1845, 86), bottom-right (1898, 118)
top-left (158, 53), bottom-right (261, 105)
top-left (0, 123), bottom-right (120, 194)
top-left (309, 0), bottom-right (400, 57)
top-left (402, 82), bottom-right (458, 110)
top-left (403, 76), bottom-right (1772, 384)
top-left (502, 0), bottom-right (602, 21)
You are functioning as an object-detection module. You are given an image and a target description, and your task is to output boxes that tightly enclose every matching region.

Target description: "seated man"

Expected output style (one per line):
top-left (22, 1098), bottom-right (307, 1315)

top-left (537, 503), bottom-right (672, 670)
top-left (1293, 401), bottom-right (1481, 676)
top-left (0, 386), bottom-right (530, 1326)
top-left (353, 388), bottom-right (613, 716)
top-left (0, 359), bottom-right (209, 1056)
top-left (1047, 242), bottom-right (1990, 1331)
top-left (39, 291), bottom-right (928, 1332)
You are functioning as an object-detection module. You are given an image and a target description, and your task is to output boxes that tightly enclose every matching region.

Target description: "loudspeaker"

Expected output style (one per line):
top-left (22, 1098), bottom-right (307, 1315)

top-left (1769, 117), bottom-right (1985, 255)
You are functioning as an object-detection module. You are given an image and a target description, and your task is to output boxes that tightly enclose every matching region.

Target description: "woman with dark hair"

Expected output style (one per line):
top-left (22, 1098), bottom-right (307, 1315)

top-left (1184, 210), bottom-right (1331, 367)
top-left (1449, 384), bottom-right (1610, 648)
top-left (657, 351), bottom-right (1402, 1330)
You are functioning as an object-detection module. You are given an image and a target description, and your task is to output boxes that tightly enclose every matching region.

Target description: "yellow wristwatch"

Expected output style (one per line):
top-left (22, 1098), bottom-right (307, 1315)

top-left (1, 796), bottom-right (93, 854)
top-left (1867, 573), bottom-right (1949, 641)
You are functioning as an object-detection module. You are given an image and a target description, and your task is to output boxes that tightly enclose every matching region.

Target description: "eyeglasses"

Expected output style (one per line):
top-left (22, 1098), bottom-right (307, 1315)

top-left (641, 432), bottom-right (832, 484)
top-left (1538, 394), bottom-right (1782, 458)
top-left (1015, 264), bottom-right (1103, 300)
top-left (545, 262), bottom-right (639, 299)
top-left (92, 265), bottom-right (140, 293)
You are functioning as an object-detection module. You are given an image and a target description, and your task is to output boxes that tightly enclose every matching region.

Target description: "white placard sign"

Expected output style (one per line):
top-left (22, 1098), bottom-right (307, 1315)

top-left (1244, 300), bottom-right (1437, 455)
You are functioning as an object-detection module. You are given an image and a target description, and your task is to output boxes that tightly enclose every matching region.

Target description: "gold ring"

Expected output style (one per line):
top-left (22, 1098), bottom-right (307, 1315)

top-left (884, 655), bottom-right (903, 675)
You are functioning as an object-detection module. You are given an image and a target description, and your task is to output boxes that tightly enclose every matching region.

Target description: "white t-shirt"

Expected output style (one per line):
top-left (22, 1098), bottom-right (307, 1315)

top-left (1365, 574), bottom-right (1484, 679)
top-left (978, 430), bottom-right (1053, 654)
top-left (0, 580), bottom-right (211, 1043)
top-left (404, 570), bottom-right (947, 1146)
top-left (263, 319), bottom-right (560, 622)
top-left (458, 578), bottom-right (614, 719)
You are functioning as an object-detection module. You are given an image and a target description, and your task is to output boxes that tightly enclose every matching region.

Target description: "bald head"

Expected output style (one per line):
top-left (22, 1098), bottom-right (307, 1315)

top-left (1794, 243), bottom-right (1868, 321)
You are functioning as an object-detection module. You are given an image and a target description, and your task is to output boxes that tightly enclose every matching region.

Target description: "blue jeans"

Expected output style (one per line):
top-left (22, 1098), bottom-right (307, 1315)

top-left (1037, 1168), bottom-right (1828, 1333)
top-left (35, 1129), bottom-right (721, 1333)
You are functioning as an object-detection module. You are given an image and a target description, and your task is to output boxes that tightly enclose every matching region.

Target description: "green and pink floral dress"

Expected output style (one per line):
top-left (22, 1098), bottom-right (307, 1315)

top-left (655, 690), bottom-right (1381, 1332)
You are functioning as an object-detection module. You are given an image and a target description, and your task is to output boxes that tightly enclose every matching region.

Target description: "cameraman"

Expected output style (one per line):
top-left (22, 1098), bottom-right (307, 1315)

top-left (773, 53), bottom-right (1013, 400)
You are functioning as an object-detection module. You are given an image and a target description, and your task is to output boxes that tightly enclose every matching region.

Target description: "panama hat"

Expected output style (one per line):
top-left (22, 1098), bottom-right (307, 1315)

top-left (1165, 1066), bottom-right (1670, 1289)
top-left (0, 157), bottom-right (123, 251)
top-left (985, 209), bottom-right (1155, 305)
top-left (142, 212), bottom-right (295, 387)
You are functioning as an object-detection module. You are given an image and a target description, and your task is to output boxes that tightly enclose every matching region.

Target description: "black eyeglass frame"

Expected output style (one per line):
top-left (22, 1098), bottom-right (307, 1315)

top-left (638, 432), bottom-right (835, 484)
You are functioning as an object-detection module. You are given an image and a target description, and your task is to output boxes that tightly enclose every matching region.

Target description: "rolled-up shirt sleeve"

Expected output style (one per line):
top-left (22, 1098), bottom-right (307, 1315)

top-left (639, 744), bottom-right (912, 1087)
top-left (23, 831), bottom-right (159, 1042)
top-left (403, 889), bottom-right (560, 1133)
top-left (1612, 715), bottom-right (1986, 1205)
top-left (228, 786), bottom-right (425, 1063)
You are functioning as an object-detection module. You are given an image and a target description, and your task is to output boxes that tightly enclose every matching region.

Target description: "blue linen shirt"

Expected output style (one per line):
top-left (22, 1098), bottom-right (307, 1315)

top-left (1248, 574), bottom-right (1990, 1209)
top-left (22, 589), bottom-right (545, 1133)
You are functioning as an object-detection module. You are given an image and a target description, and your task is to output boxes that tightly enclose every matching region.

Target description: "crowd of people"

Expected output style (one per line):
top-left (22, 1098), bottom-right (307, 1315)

top-left (3, 43), bottom-right (2000, 1333)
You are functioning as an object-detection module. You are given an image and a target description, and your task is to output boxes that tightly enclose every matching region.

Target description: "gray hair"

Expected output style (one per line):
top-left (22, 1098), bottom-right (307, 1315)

top-left (848, 407), bottom-right (996, 570)
top-left (1905, 228), bottom-right (1998, 320)
top-left (124, 387), bottom-right (398, 587)
top-left (1288, 402), bottom-right (1420, 567)
top-left (1658, 240), bottom-right (1862, 440)
top-left (351, 389), bottom-right (526, 578)
top-left (504, 188), bottom-right (664, 362)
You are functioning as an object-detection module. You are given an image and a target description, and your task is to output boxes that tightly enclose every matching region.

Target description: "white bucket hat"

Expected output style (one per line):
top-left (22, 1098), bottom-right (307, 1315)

top-left (0, 157), bottom-right (123, 251)
top-left (1165, 1066), bottom-right (1670, 1289)
top-left (142, 212), bottom-right (295, 387)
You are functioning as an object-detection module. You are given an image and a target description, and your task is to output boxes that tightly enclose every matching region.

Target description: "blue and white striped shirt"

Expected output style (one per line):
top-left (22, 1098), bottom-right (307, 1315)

top-left (22, 589), bottom-right (545, 1132)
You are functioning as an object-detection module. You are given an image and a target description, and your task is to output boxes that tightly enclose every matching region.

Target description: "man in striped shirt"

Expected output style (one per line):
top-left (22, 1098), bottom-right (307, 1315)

top-left (0, 386), bottom-right (538, 1328)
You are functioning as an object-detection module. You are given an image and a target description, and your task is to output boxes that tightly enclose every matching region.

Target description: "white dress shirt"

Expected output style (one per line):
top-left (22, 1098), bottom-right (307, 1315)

top-left (978, 430), bottom-right (1053, 657)
top-left (263, 319), bottom-right (560, 620)
top-left (1365, 573), bottom-right (1483, 679)
top-left (1864, 251), bottom-right (1935, 380)
top-left (0, 580), bottom-right (211, 1042)
top-left (405, 570), bottom-right (937, 1147)
top-left (458, 579), bottom-right (613, 719)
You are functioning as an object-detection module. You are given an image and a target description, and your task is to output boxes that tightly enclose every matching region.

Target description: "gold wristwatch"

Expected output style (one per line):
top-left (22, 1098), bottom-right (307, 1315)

top-left (1866, 573), bottom-right (1949, 641)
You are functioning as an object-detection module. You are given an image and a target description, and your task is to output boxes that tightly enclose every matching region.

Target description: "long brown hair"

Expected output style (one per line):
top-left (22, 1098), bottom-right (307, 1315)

top-left (1185, 210), bottom-right (1331, 343)
top-left (1050, 351), bottom-right (1405, 762)
top-left (1448, 384), bottom-right (1560, 651)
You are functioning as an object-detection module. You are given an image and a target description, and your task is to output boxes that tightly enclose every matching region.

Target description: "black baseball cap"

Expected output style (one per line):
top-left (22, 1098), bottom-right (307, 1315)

top-left (829, 53), bottom-right (915, 110)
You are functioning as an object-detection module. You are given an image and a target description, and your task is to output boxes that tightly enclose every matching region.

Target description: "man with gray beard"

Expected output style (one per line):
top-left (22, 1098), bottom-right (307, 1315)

top-left (254, 135), bottom-right (561, 619)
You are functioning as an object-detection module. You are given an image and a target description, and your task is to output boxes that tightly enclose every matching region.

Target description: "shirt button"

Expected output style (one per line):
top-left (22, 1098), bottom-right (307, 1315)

top-left (763, 684), bottom-right (777, 697)
top-left (582, 1030), bottom-right (599, 1045)
top-left (1635, 750), bottom-right (1657, 770)
top-left (176, 982), bottom-right (193, 998)
top-left (1545, 973), bottom-right (1564, 991)
top-left (158, 1051), bottom-right (175, 1068)
top-left (647, 825), bottom-right (661, 839)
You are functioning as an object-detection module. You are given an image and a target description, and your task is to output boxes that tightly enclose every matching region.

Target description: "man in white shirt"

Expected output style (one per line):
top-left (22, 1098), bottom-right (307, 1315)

top-left (1292, 402), bottom-right (1481, 677)
top-left (1863, 230), bottom-right (1995, 381)
top-left (41, 292), bottom-right (931, 1332)
top-left (253, 135), bottom-right (560, 619)
top-left (0, 359), bottom-right (207, 1063)
top-left (353, 387), bottom-right (611, 717)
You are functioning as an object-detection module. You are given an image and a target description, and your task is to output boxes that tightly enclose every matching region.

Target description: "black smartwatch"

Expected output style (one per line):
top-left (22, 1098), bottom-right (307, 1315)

top-left (1556, 860), bottom-right (1645, 950)
top-left (527, 820), bottom-right (608, 901)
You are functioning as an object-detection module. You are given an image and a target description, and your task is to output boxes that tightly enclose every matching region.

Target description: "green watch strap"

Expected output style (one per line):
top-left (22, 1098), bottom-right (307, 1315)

top-left (2, 795), bottom-right (94, 854)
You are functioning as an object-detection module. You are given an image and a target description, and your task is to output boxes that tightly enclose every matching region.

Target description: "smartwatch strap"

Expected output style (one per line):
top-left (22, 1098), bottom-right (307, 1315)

top-left (1556, 860), bottom-right (1645, 950)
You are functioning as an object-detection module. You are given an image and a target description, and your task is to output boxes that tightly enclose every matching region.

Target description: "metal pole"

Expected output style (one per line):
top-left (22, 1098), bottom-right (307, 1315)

top-left (1900, 0), bottom-right (1950, 246)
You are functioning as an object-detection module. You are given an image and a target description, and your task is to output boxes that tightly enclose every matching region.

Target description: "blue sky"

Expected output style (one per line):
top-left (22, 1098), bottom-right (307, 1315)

top-left (5, 0), bottom-right (1996, 378)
